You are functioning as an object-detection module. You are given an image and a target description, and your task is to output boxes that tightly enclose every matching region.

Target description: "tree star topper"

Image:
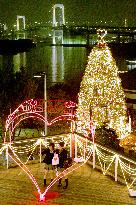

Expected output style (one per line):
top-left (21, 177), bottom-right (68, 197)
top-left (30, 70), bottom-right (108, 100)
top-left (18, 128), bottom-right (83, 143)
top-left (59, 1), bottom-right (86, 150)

top-left (97, 29), bottom-right (107, 47)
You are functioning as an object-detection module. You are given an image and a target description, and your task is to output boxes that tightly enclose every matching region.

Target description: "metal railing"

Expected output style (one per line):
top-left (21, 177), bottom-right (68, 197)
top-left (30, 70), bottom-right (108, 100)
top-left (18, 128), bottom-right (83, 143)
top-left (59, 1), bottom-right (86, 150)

top-left (0, 132), bottom-right (136, 196)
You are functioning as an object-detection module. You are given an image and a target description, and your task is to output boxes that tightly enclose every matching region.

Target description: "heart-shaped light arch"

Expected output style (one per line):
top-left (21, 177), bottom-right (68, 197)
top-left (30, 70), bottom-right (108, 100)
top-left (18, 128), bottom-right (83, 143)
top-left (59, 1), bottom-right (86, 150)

top-left (3, 135), bottom-right (93, 202)
top-left (6, 113), bottom-right (74, 142)
top-left (3, 99), bottom-right (94, 202)
top-left (4, 99), bottom-right (76, 143)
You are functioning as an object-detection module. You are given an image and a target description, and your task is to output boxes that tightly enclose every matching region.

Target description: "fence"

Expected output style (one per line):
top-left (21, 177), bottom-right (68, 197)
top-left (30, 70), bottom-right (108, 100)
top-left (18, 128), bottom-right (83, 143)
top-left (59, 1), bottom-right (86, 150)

top-left (0, 132), bottom-right (136, 196)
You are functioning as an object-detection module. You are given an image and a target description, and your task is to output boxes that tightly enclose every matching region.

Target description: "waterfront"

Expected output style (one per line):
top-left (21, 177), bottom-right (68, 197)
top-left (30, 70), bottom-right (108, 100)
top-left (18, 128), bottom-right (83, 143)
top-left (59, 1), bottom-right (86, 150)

top-left (0, 41), bottom-right (133, 88)
top-left (0, 44), bottom-right (88, 88)
top-left (0, 39), bottom-right (136, 129)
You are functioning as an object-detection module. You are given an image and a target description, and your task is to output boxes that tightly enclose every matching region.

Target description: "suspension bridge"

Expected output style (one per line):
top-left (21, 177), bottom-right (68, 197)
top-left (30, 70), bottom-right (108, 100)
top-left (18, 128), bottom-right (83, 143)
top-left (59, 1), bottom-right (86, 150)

top-left (2, 3), bottom-right (136, 45)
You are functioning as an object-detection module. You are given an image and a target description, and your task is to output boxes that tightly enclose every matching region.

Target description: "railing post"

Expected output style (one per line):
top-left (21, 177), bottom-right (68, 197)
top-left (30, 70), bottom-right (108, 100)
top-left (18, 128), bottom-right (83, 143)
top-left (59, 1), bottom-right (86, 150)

top-left (75, 134), bottom-right (77, 159)
top-left (44, 74), bottom-right (47, 136)
top-left (86, 137), bottom-right (88, 147)
top-left (70, 120), bottom-right (75, 159)
top-left (40, 139), bottom-right (42, 163)
top-left (83, 138), bottom-right (88, 161)
top-left (91, 124), bottom-right (96, 169)
top-left (104, 162), bottom-right (106, 172)
top-left (6, 145), bottom-right (9, 169)
top-left (93, 143), bottom-right (96, 169)
top-left (115, 155), bottom-right (119, 181)
top-left (83, 142), bottom-right (86, 160)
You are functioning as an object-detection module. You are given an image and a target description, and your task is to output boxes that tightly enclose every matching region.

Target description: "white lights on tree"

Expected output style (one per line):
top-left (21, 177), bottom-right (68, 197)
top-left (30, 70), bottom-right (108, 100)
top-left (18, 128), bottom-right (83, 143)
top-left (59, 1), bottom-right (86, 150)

top-left (76, 33), bottom-right (128, 138)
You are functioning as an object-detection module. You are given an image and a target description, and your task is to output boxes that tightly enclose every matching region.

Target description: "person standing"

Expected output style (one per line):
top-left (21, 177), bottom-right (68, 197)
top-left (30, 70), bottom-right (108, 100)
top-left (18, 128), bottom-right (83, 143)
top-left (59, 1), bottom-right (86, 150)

top-left (57, 141), bottom-right (68, 189)
top-left (42, 142), bottom-right (55, 186)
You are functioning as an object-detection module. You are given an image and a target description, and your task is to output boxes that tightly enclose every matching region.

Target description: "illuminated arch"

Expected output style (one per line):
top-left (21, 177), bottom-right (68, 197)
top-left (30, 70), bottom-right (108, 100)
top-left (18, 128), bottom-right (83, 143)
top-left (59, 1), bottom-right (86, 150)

top-left (5, 132), bottom-right (93, 202)
top-left (5, 99), bottom-right (76, 143)
top-left (3, 98), bottom-right (94, 202)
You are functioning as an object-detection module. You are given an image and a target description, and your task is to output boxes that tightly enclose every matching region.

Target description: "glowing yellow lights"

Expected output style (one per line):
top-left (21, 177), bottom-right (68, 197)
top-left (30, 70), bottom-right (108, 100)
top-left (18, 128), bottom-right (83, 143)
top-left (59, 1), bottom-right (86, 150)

top-left (97, 29), bottom-right (107, 47)
top-left (1, 134), bottom-right (136, 198)
top-left (120, 133), bottom-right (136, 150)
top-left (36, 138), bottom-right (45, 145)
top-left (76, 42), bottom-right (128, 138)
top-left (95, 143), bottom-right (136, 191)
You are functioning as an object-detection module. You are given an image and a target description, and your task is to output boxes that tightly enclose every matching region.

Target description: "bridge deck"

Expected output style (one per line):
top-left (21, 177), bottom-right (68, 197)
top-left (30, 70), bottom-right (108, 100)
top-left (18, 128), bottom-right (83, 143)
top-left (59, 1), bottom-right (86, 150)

top-left (0, 162), bottom-right (135, 205)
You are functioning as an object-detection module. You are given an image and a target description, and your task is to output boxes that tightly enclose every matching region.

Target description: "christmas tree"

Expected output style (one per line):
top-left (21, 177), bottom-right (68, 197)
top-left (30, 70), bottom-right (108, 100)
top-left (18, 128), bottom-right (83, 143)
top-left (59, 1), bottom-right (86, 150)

top-left (76, 30), bottom-right (128, 138)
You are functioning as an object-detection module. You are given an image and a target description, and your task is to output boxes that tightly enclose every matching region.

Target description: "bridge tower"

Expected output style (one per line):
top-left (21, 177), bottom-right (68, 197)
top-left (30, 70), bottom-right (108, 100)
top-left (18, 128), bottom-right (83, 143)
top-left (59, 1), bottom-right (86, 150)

top-left (124, 18), bottom-right (128, 27)
top-left (16, 15), bottom-right (26, 31)
top-left (16, 15), bottom-right (26, 39)
top-left (53, 4), bottom-right (65, 27)
top-left (52, 4), bottom-right (65, 82)
top-left (52, 4), bottom-right (65, 45)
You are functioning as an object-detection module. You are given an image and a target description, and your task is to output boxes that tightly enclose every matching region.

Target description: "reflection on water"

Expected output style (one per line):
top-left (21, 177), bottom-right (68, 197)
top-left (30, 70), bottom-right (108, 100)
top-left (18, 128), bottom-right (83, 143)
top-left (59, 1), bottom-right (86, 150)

top-left (24, 45), bottom-right (87, 86)
top-left (0, 43), bottom-right (131, 87)
top-left (52, 46), bottom-right (64, 82)
top-left (126, 60), bottom-right (136, 71)
top-left (53, 30), bottom-right (63, 44)
top-left (13, 52), bottom-right (26, 72)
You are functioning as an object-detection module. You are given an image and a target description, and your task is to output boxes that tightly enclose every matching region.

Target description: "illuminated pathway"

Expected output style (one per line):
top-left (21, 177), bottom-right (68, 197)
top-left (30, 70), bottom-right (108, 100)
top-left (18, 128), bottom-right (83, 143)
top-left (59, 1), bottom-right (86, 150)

top-left (0, 162), bottom-right (135, 205)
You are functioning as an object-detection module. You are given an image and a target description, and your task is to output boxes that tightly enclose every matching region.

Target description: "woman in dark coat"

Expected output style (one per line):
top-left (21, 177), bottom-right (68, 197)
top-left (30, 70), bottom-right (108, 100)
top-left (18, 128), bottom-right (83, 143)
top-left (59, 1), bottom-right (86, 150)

top-left (57, 141), bottom-right (69, 189)
top-left (42, 142), bottom-right (55, 186)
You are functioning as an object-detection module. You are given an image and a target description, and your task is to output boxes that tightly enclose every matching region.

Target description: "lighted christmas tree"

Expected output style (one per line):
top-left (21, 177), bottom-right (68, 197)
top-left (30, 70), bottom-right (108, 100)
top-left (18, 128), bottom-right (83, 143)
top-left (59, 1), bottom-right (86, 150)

top-left (76, 30), bottom-right (128, 138)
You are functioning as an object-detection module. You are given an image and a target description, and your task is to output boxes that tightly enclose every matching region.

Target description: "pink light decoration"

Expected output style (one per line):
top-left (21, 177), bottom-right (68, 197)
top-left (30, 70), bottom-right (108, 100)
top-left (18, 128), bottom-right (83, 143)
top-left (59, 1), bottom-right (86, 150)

top-left (41, 147), bottom-right (93, 201)
top-left (6, 99), bottom-right (38, 127)
top-left (90, 121), bottom-right (96, 143)
top-left (6, 113), bottom-right (74, 140)
top-left (5, 131), bottom-right (94, 202)
top-left (8, 115), bottom-right (45, 138)
top-left (6, 99), bottom-right (75, 129)
top-left (8, 146), bottom-right (41, 194)
top-left (64, 101), bottom-right (77, 108)
top-left (39, 193), bottom-right (45, 202)
top-left (4, 98), bottom-right (96, 202)
top-left (49, 114), bottom-right (74, 125)
top-left (5, 99), bottom-right (76, 142)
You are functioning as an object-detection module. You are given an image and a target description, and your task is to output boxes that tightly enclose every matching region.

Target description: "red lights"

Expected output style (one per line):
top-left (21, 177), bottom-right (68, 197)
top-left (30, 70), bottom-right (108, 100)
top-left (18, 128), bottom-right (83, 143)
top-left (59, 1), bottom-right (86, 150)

top-left (2, 132), bottom-right (94, 202)
top-left (5, 99), bottom-right (76, 142)
top-left (64, 101), bottom-right (77, 108)
top-left (3, 99), bottom-right (94, 202)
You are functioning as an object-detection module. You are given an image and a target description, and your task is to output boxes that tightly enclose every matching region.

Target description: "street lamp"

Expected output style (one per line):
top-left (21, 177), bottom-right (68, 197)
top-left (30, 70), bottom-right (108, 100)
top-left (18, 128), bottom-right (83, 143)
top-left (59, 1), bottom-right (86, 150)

top-left (34, 73), bottom-right (47, 136)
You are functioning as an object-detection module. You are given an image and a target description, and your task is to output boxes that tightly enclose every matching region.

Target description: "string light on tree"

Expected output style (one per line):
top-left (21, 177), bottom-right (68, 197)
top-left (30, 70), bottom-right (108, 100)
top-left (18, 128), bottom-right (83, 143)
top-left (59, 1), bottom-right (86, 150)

top-left (76, 29), bottom-right (128, 138)
top-left (97, 29), bottom-right (107, 47)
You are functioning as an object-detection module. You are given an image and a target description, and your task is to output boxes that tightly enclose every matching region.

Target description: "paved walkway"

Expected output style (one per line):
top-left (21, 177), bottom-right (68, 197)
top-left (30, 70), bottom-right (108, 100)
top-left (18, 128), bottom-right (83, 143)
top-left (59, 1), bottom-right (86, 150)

top-left (0, 162), bottom-right (136, 205)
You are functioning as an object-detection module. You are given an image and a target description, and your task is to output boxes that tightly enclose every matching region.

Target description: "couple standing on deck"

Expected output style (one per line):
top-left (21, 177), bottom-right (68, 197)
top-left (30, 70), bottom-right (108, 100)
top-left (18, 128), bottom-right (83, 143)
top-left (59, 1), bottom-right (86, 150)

top-left (42, 141), bottom-right (69, 189)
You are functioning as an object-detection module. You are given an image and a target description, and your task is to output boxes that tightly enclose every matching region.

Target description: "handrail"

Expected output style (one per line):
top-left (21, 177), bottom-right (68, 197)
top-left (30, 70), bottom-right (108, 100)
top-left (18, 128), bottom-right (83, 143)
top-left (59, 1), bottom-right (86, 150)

top-left (0, 132), bottom-right (136, 196)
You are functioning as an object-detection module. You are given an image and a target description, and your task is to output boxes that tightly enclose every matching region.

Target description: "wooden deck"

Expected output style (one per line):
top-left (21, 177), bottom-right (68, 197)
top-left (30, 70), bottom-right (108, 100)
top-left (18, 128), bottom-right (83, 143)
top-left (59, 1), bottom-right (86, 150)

top-left (0, 162), bottom-right (136, 205)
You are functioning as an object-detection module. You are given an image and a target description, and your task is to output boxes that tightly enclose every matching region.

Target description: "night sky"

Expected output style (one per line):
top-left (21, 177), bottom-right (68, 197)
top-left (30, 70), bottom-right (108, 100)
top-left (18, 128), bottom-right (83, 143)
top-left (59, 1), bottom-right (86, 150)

top-left (0, 0), bottom-right (136, 28)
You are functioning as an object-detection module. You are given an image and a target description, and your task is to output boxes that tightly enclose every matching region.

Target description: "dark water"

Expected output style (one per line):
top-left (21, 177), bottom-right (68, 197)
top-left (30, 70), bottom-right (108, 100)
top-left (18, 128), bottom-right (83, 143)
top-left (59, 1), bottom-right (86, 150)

top-left (25, 45), bottom-right (88, 86)
top-left (0, 42), bottom-right (133, 89)
top-left (0, 45), bottom-right (87, 87)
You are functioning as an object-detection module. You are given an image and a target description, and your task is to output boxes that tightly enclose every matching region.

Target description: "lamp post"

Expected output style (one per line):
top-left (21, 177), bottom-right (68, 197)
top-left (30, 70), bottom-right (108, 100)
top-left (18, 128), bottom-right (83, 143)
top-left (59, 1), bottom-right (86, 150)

top-left (44, 74), bottom-right (47, 136)
top-left (34, 73), bottom-right (47, 137)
